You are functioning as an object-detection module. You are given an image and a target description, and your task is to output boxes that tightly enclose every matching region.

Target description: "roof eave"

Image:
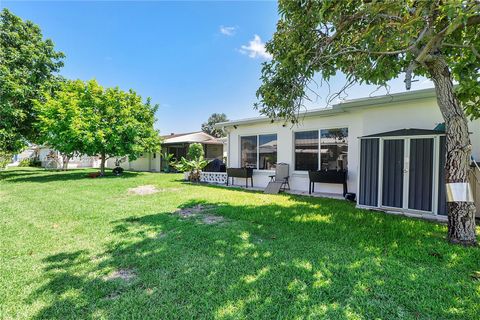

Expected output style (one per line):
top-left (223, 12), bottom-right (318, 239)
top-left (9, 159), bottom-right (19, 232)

top-left (215, 88), bottom-right (437, 129)
top-left (215, 108), bottom-right (344, 128)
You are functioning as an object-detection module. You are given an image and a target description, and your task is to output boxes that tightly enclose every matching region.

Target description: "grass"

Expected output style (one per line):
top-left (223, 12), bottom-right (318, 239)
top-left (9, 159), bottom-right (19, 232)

top-left (0, 167), bottom-right (479, 320)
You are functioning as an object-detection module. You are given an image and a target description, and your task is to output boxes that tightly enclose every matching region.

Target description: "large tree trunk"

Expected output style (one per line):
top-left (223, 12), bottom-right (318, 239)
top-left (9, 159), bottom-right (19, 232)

top-left (100, 152), bottom-right (106, 176)
top-left (426, 57), bottom-right (477, 246)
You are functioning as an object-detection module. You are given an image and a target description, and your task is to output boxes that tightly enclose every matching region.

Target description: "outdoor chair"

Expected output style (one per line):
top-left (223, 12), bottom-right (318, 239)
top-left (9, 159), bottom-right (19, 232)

top-left (265, 163), bottom-right (290, 194)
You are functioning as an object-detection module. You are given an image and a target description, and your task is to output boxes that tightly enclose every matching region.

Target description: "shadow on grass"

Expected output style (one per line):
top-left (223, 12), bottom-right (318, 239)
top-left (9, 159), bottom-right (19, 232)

top-left (29, 199), bottom-right (480, 319)
top-left (1, 168), bottom-right (140, 183)
top-left (180, 180), bottom-right (267, 194)
top-left (0, 169), bottom-right (44, 180)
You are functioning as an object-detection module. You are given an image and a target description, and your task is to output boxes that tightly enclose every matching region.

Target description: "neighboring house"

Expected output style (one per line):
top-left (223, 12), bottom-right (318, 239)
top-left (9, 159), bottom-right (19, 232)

top-left (107, 131), bottom-right (225, 172)
top-left (216, 88), bottom-right (480, 217)
top-left (161, 131), bottom-right (224, 162)
top-left (108, 152), bottom-right (161, 172)
top-left (13, 145), bottom-right (100, 169)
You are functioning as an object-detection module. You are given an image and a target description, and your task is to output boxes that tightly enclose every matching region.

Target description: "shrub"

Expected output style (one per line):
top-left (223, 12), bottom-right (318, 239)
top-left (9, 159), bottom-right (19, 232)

top-left (171, 158), bottom-right (188, 173)
top-left (161, 152), bottom-right (174, 172)
top-left (18, 158), bottom-right (42, 167)
top-left (29, 158), bottom-right (42, 167)
top-left (172, 157), bottom-right (208, 181)
top-left (18, 158), bottom-right (30, 167)
top-left (0, 152), bottom-right (12, 170)
top-left (187, 143), bottom-right (204, 160)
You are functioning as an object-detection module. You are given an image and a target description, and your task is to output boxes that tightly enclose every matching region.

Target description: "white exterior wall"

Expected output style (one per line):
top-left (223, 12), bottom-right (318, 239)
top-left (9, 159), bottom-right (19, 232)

top-left (227, 96), bottom-right (480, 195)
top-left (471, 119), bottom-right (480, 161)
top-left (150, 152), bottom-right (161, 172)
top-left (35, 147), bottom-right (99, 169)
top-left (106, 152), bottom-right (161, 172)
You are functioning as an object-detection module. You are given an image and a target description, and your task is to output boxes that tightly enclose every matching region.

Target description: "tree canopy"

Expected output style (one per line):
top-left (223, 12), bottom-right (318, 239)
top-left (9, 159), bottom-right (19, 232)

top-left (201, 113), bottom-right (228, 138)
top-left (256, 0), bottom-right (480, 122)
top-left (35, 79), bottom-right (161, 174)
top-left (256, 0), bottom-right (480, 245)
top-left (187, 142), bottom-right (205, 160)
top-left (0, 9), bottom-right (64, 153)
top-left (35, 80), bottom-right (85, 169)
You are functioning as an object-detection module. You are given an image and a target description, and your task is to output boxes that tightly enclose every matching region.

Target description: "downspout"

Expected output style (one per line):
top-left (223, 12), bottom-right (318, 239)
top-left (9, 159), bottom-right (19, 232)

top-left (227, 127), bottom-right (231, 168)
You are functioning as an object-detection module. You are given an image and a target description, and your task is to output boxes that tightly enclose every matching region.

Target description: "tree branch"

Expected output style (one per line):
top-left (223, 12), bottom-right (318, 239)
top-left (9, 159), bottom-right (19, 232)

top-left (472, 45), bottom-right (480, 59)
top-left (404, 60), bottom-right (418, 90)
top-left (466, 15), bottom-right (480, 27)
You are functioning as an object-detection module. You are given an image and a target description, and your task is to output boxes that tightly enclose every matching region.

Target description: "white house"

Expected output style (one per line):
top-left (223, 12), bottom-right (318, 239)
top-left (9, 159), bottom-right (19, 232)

top-left (216, 88), bottom-right (480, 217)
top-left (12, 145), bottom-right (100, 169)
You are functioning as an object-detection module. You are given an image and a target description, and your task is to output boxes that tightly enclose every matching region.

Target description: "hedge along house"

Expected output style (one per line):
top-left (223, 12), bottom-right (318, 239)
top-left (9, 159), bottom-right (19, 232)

top-left (107, 131), bottom-right (225, 172)
top-left (216, 88), bottom-right (480, 218)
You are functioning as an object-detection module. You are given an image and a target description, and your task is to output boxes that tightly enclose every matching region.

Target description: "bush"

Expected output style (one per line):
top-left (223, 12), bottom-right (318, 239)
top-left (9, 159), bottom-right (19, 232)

top-left (187, 143), bottom-right (204, 160)
top-left (161, 152), bottom-right (174, 172)
top-left (0, 152), bottom-right (12, 170)
top-left (172, 157), bottom-right (208, 181)
top-left (29, 158), bottom-right (42, 167)
top-left (18, 158), bottom-right (42, 167)
top-left (18, 159), bottom-right (30, 167)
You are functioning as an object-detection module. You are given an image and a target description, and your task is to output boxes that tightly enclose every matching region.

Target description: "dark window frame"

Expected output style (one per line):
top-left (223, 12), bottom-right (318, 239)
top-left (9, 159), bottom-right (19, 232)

top-left (240, 134), bottom-right (278, 170)
top-left (293, 128), bottom-right (349, 172)
top-left (294, 130), bottom-right (319, 171)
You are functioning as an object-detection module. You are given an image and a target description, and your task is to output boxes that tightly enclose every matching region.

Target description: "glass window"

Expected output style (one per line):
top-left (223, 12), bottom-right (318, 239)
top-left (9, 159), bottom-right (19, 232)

top-left (320, 128), bottom-right (348, 170)
top-left (259, 134), bottom-right (277, 170)
top-left (295, 131), bottom-right (319, 171)
top-left (240, 136), bottom-right (257, 168)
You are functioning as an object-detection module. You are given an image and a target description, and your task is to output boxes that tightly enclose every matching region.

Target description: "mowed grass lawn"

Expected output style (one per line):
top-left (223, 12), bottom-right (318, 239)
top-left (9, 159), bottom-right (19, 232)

top-left (1, 168), bottom-right (479, 320)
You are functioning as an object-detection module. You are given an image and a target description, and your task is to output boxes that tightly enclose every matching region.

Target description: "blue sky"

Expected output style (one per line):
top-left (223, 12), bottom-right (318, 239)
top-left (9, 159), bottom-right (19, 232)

top-left (2, 1), bottom-right (433, 135)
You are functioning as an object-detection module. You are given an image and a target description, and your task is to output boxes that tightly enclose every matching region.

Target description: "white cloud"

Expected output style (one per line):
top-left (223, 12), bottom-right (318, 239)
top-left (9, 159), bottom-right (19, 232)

top-left (220, 25), bottom-right (236, 36)
top-left (239, 35), bottom-right (272, 60)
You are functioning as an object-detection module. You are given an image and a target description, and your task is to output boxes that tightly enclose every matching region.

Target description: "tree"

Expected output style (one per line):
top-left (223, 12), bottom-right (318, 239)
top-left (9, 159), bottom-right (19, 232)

top-left (256, 1), bottom-right (479, 245)
top-left (187, 143), bottom-right (204, 160)
top-left (0, 9), bottom-right (64, 153)
top-left (172, 144), bottom-right (208, 181)
top-left (161, 152), bottom-right (174, 172)
top-left (201, 113), bottom-right (228, 138)
top-left (79, 80), bottom-right (161, 175)
top-left (35, 80), bottom-right (85, 170)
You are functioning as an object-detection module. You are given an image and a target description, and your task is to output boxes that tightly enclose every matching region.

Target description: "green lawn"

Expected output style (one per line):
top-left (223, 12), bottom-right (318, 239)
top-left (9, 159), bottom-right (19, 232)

top-left (0, 168), bottom-right (479, 319)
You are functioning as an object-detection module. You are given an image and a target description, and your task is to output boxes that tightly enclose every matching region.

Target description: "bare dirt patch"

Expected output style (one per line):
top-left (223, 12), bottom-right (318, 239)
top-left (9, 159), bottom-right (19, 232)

top-left (174, 204), bottom-right (213, 217)
top-left (174, 204), bottom-right (226, 225)
top-left (202, 215), bottom-right (225, 225)
top-left (127, 185), bottom-right (158, 195)
top-left (104, 268), bottom-right (136, 282)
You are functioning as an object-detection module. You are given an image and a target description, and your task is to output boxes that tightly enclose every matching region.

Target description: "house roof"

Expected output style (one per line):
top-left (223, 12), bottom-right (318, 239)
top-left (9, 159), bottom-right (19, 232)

top-left (161, 131), bottom-right (223, 145)
top-left (215, 88), bottom-right (437, 128)
top-left (360, 128), bottom-right (445, 138)
top-left (160, 132), bottom-right (199, 139)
